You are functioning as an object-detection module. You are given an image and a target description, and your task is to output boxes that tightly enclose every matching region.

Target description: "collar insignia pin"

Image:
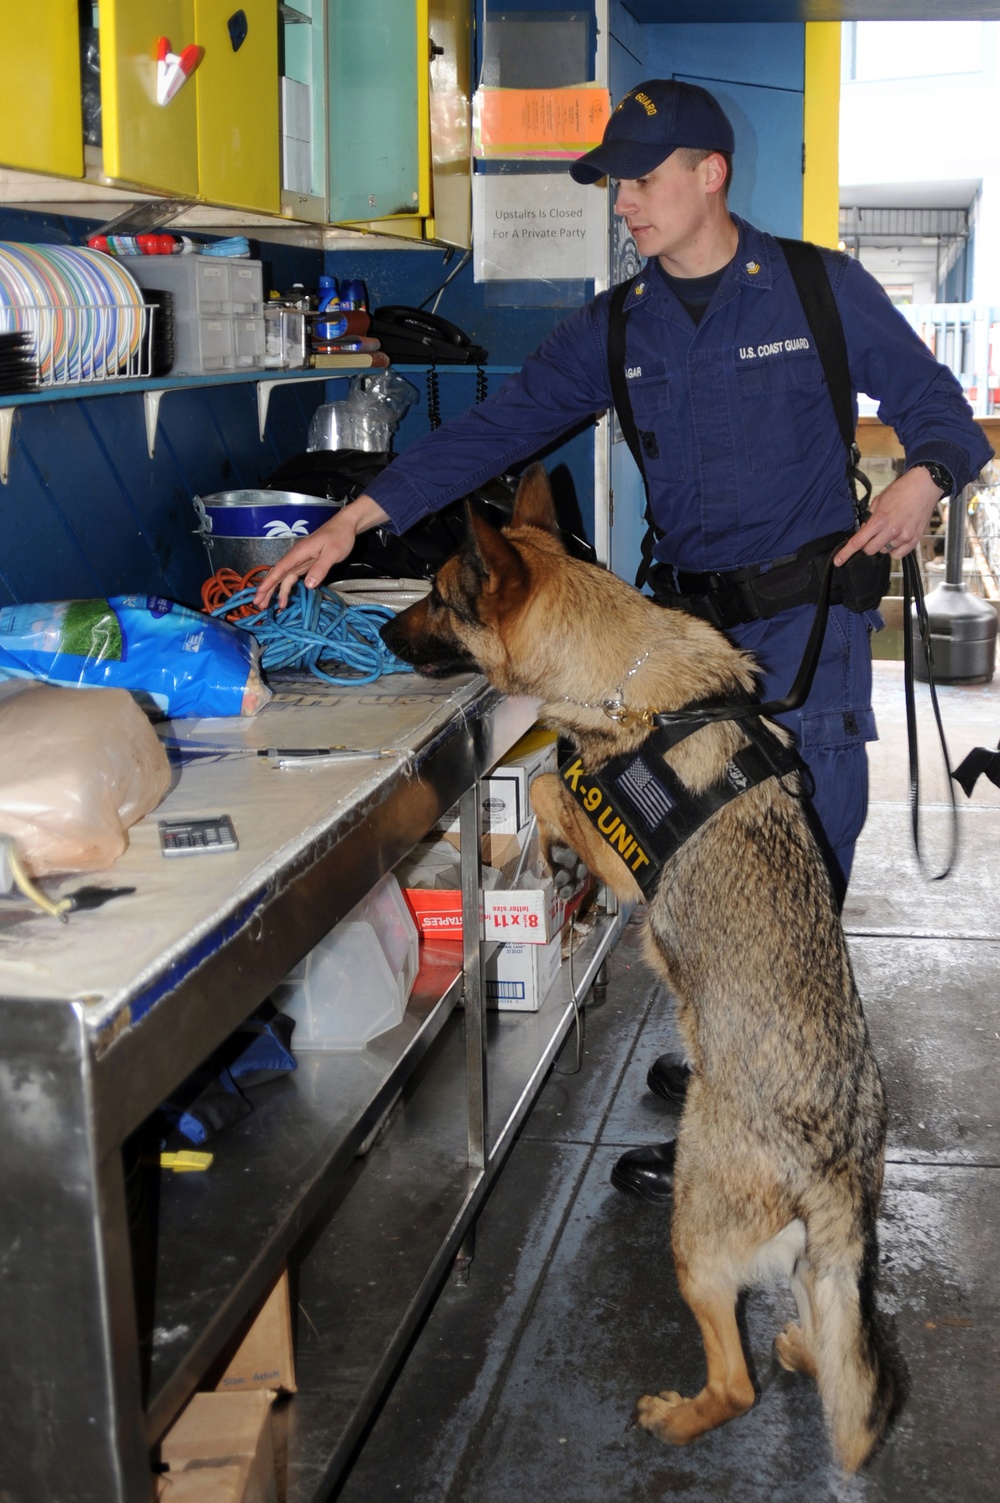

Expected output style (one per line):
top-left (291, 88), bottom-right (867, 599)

top-left (745, 260), bottom-right (761, 276)
top-left (633, 281), bottom-right (645, 296)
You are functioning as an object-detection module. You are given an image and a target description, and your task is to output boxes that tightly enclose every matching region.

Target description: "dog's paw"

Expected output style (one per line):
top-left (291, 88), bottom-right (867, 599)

top-left (774, 1321), bottom-right (817, 1379)
top-left (633, 1391), bottom-right (688, 1444)
top-left (549, 842), bottom-right (588, 895)
top-left (635, 1382), bottom-right (754, 1445)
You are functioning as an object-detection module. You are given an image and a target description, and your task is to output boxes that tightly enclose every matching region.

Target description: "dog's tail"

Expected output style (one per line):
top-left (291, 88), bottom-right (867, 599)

top-left (810, 1216), bottom-right (901, 1472)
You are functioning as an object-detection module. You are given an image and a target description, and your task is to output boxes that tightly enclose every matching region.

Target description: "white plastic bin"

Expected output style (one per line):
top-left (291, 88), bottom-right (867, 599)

top-left (274, 872), bottom-right (418, 1051)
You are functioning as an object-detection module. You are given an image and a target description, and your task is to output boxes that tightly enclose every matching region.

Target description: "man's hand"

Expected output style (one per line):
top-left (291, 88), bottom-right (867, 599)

top-left (833, 465), bottom-right (947, 567)
top-left (252, 493), bottom-right (391, 610)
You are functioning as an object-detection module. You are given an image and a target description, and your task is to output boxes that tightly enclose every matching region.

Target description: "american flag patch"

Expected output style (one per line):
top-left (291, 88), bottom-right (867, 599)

top-left (616, 756), bottom-right (675, 829)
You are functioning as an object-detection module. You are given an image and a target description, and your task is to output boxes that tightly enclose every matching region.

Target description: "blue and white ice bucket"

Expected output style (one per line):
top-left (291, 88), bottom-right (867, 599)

top-left (194, 489), bottom-right (340, 573)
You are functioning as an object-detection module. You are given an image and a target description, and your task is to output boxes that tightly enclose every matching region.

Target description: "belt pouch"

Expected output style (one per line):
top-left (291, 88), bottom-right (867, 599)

top-left (837, 549), bottom-right (890, 612)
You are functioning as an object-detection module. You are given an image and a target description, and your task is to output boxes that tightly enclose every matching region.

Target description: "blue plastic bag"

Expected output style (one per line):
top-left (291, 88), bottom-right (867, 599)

top-left (0, 596), bottom-right (270, 717)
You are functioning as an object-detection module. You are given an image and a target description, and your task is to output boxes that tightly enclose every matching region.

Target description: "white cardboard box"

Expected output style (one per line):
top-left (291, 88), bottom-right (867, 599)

top-left (436, 728), bottom-right (559, 837)
top-left (485, 929), bottom-right (562, 1011)
top-left (483, 877), bottom-right (562, 944)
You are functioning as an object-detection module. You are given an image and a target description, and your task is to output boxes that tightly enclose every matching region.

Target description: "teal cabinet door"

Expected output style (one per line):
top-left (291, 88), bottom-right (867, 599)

top-left (328, 0), bottom-right (424, 223)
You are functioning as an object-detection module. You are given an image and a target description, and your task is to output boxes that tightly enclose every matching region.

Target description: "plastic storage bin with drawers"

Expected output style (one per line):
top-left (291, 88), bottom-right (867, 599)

top-left (273, 872), bottom-right (419, 1050)
top-left (128, 256), bottom-right (265, 374)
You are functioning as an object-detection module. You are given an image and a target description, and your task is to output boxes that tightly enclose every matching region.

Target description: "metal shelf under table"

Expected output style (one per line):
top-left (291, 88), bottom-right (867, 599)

top-left (276, 909), bottom-right (624, 1502)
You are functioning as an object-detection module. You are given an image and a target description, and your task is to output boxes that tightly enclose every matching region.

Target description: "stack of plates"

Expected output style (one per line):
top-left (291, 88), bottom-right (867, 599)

top-left (0, 242), bottom-right (146, 383)
top-left (139, 286), bottom-right (176, 376)
top-left (0, 331), bottom-right (39, 394)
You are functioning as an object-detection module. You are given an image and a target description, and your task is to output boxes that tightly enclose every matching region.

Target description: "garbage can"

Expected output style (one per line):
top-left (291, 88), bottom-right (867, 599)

top-left (911, 487), bottom-right (997, 684)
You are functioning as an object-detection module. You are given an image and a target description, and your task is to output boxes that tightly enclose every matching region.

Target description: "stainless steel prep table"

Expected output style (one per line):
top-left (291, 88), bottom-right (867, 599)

top-left (0, 672), bottom-right (624, 1503)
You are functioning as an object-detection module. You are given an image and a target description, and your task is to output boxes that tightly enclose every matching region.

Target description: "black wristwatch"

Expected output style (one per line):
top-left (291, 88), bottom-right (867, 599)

top-left (911, 460), bottom-right (954, 496)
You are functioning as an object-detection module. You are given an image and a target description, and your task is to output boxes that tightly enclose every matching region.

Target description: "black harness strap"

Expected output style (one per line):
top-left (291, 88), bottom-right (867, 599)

top-left (607, 280), bottom-right (660, 588)
top-left (651, 542), bottom-right (841, 728)
top-left (559, 716), bottom-right (800, 898)
top-left (775, 238), bottom-right (872, 522)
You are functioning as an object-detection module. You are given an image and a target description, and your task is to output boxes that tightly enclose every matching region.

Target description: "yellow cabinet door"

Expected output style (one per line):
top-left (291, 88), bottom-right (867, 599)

top-left (101, 0), bottom-right (200, 196)
top-left (427, 0), bottom-right (471, 247)
top-left (194, 0), bottom-right (280, 213)
top-left (0, 1), bottom-right (84, 178)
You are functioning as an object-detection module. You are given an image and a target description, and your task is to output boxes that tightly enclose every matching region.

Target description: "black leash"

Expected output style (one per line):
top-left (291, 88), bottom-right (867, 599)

top-left (654, 544), bottom-right (959, 881)
top-left (903, 552), bottom-right (959, 880)
top-left (651, 541), bottom-right (841, 728)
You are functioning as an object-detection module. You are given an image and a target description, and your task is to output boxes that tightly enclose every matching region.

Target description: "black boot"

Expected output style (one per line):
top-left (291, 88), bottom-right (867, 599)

top-left (610, 1140), bottom-right (676, 1203)
top-left (647, 1053), bottom-right (691, 1105)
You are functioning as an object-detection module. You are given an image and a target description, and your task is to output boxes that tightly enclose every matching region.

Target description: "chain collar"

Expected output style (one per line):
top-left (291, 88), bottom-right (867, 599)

top-left (558, 648), bottom-right (658, 728)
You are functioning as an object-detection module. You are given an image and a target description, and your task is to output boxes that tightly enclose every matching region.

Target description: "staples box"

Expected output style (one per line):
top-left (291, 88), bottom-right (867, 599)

top-left (397, 837), bottom-right (506, 939)
top-left (400, 819), bottom-right (590, 943)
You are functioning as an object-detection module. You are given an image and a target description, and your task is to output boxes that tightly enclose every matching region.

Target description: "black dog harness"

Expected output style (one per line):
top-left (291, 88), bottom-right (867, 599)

top-left (558, 711), bottom-right (800, 898)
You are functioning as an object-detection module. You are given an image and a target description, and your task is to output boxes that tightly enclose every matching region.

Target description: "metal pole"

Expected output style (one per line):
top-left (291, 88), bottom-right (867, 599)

top-left (945, 485), bottom-right (967, 584)
top-left (459, 782), bottom-right (488, 1171)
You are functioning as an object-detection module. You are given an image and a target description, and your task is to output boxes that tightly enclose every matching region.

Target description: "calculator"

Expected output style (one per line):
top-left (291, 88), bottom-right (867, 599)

top-left (158, 816), bottom-right (239, 857)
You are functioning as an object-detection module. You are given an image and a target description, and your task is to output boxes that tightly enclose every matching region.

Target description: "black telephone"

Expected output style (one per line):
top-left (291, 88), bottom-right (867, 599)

top-left (369, 305), bottom-right (488, 364)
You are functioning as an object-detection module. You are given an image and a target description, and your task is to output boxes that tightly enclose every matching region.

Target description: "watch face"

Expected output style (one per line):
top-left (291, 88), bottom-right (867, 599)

top-left (921, 462), bottom-right (953, 492)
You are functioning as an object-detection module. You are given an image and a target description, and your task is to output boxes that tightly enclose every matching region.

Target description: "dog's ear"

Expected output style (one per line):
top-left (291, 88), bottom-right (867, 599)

top-left (465, 502), bottom-right (530, 603)
top-left (511, 463), bottom-right (562, 539)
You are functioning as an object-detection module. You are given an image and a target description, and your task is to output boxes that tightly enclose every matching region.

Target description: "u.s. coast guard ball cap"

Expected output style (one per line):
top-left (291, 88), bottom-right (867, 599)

top-left (570, 79), bottom-right (735, 184)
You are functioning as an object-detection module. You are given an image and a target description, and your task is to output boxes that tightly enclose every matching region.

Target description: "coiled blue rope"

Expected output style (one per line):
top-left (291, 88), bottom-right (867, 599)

top-left (211, 582), bottom-right (411, 685)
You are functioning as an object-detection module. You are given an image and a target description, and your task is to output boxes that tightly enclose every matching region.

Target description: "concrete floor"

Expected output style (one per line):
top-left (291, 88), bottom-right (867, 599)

top-left (334, 659), bottom-right (1000, 1503)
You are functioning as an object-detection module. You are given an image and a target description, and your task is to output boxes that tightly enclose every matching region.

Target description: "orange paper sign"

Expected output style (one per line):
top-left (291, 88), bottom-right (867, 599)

top-left (473, 86), bottom-right (611, 159)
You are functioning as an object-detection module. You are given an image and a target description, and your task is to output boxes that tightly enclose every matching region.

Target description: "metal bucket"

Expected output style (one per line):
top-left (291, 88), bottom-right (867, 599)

top-left (194, 489), bottom-right (341, 576)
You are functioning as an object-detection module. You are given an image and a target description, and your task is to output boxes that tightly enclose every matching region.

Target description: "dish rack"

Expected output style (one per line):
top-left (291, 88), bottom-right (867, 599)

top-left (0, 301), bottom-right (157, 387)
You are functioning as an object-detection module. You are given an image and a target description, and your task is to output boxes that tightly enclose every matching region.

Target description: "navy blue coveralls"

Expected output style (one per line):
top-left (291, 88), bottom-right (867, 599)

top-left (366, 217), bottom-right (993, 891)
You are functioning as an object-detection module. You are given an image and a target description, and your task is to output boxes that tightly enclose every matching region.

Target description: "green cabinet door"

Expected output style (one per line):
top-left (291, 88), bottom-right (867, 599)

top-left (328, 0), bottom-right (427, 224)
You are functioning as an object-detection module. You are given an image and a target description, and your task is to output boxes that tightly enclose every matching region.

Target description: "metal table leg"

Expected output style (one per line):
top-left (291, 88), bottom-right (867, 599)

top-left (459, 782), bottom-right (487, 1173)
top-left (0, 999), bottom-right (151, 1502)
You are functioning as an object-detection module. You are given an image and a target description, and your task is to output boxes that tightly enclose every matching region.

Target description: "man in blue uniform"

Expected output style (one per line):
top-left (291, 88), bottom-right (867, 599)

top-left (256, 79), bottom-right (991, 1202)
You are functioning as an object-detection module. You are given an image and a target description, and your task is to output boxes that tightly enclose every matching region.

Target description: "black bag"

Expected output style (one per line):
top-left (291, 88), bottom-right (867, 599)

top-left (263, 452), bottom-right (595, 580)
top-left (838, 547), bottom-right (891, 612)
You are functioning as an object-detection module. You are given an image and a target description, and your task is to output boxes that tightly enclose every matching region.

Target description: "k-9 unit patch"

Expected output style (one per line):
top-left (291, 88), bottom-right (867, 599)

top-left (559, 720), bottom-right (799, 897)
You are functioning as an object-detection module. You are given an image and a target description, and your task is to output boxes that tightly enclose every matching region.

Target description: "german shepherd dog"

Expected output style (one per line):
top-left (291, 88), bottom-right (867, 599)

top-left (381, 465), bottom-right (897, 1471)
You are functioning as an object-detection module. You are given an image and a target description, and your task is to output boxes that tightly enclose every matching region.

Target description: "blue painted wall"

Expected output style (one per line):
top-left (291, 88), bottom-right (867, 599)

top-left (606, 5), bottom-right (808, 584)
top-left (0, 7), bottom-right (810, 607)
top-left (0, 207), bottom-right (328, 609)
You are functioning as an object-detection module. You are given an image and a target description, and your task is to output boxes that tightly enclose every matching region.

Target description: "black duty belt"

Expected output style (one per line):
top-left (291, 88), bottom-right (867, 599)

top-left (558, 715), bottom-right (801, 899)
top-left (647, 529), bottom-right (889, 630)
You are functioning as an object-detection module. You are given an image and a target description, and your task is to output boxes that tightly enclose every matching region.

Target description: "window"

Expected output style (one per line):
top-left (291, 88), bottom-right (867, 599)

top-left (844, 21), bottom-right (983, 83)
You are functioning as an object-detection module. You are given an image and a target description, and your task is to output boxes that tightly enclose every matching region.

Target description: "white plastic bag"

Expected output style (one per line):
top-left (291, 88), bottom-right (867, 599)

top-left (0, 681), bottom-right (171, 876)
